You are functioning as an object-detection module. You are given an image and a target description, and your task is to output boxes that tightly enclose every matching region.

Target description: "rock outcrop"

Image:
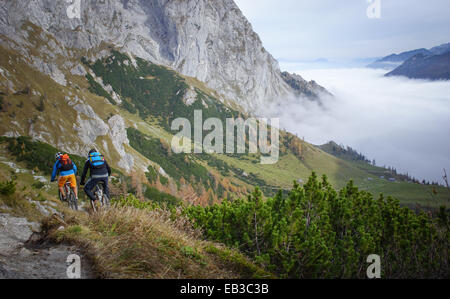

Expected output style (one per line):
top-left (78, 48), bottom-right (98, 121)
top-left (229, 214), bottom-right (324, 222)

top-left (281, 72), bottom-right (330, 99)
top-left (108, 115), bottom-right (134, 171)
top-left (0, 213), bottom-right (94, 279)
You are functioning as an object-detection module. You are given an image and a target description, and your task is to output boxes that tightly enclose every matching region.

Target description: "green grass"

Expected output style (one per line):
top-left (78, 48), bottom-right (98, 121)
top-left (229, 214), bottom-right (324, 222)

top-left (85, 73), bottom-right (116, 105)
top-left (214, 148), bottom-right (450, 208)
top-left (43, 203), bottom-right (273, 279)
top-left (127, 127), bottom-right (214, 187)
top-left (0, 146), bottom-right (73, 221)
top-left (144, 186), bottom-right (181, 207)
top-left (0, 180), bottom-right (16, 196)
top-left (0, 136), bottom-right (85, 176)
top-left (358, 179), bottom-right (449, 208)
top-left (345, 161), bottom-right (449, 208)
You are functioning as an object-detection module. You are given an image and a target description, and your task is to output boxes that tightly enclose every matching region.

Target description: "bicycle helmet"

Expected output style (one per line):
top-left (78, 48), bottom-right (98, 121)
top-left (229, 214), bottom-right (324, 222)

top-left (55, 152), bottom-right (63, 161)
top-left (88, 148), bottom-right (98, 157)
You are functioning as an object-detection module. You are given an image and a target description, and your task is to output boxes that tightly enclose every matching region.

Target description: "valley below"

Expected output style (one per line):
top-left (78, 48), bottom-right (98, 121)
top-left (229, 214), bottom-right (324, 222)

top-left (267, 67), bottom-right (450, 187)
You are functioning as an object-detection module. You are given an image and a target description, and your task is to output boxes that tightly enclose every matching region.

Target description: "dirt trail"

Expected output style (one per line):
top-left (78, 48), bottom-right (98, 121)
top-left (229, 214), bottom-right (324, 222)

top-left (0, 213), bottom-right (95, 279)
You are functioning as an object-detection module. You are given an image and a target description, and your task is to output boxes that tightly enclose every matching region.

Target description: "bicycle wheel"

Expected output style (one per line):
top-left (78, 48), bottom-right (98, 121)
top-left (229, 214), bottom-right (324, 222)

top-left (59, 185), bottom-right (68, 202)
top-left (102, 193), bottom-right (111, 208)
top-left (67, 189), bottom-right (78, 211)
top-left (96, 183), bottom-right (110, 209)
top-left (71, 193), bottom-right (78, 211)
top-left (90, 199), bottom-right (98, 213)
top-left (58, 189), bottom-right (65, 202)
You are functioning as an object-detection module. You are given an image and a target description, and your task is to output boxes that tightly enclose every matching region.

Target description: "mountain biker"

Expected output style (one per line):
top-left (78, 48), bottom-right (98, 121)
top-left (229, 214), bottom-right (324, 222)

top-left (80, 149), bottom-right (112, 202)
top-left (51, 152), bottom-right (79, 202)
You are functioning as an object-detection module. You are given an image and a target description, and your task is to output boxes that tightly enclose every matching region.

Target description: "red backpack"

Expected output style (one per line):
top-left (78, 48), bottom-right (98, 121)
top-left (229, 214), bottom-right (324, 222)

top-left (59, 154), bottom-right (73, 171)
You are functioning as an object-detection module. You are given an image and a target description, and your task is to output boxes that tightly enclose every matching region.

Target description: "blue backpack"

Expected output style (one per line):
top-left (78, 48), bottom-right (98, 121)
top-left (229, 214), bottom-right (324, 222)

top-left (89, 152), bottom-right (105, 169)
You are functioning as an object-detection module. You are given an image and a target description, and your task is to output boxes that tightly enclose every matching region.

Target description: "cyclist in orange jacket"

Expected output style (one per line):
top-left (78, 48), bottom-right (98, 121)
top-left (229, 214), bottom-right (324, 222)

top-left (51, 152), bottom-right (78, 202)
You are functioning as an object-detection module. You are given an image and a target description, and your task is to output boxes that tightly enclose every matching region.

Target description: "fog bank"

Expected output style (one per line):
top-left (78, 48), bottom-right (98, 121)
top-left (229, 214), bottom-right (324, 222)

top-left (261, 68), bottom-right (450, 183)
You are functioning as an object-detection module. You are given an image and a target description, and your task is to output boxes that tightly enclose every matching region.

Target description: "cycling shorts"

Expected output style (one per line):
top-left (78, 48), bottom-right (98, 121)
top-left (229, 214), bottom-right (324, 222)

top-left (58, 174), bottom-right (77, 188)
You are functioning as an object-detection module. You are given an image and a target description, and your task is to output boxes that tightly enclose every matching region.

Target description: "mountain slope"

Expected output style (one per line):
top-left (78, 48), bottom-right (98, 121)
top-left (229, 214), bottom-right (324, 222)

top-left (367, 48), bottom-right (432, 70)
top-left (429, 42), bottom-right (450, 55)
top-left (367, 42), bottom-right (450, 72)
top-left (281, 72), bottom-right (331, 99)
top-left (1, 43), bottom-right (448, 208)
top-left (0, 0), bottom-right (327, 113)
top-left (386, 51), bottom-right (450, 80)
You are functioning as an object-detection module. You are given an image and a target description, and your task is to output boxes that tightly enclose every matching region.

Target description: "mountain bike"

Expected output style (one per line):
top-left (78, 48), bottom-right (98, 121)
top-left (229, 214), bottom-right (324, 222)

top-left (90, 181), bottom-right (110, 213)
top-left (59, 181), bottom-right (78, 211)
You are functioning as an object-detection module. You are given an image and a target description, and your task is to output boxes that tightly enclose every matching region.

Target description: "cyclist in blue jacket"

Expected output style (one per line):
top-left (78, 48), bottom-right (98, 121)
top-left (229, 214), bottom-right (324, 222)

top-left (80, 149), bottom-right (112, 202)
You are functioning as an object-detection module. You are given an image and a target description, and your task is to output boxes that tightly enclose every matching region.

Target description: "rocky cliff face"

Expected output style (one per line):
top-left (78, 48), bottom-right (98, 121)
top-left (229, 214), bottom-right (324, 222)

top-left (0, 0), bottom-right (326, 112)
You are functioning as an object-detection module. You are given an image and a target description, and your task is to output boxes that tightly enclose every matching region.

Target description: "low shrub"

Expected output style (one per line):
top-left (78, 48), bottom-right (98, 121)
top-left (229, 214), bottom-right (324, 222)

top-left (0, 180), bottom-right (16, 196)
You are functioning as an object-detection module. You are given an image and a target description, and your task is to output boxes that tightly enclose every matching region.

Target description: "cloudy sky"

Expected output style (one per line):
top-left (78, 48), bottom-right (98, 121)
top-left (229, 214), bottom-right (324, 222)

top-left (234, 0), bottom-right (450, 64)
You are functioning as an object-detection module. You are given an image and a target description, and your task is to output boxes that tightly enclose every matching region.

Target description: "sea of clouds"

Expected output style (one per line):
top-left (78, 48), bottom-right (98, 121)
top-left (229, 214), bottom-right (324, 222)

top-left (259, 68), bottom-right (450, 183)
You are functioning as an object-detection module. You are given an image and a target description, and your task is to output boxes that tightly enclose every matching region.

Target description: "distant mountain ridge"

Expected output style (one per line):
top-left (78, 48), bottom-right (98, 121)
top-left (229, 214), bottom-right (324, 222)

top-left (318, 141), bottom-right (370, 163)
top-left (386, 51), bottom-right (450, 80)
top-left (367, 42), bottom-right (450, 70)
top-left (367, 49), bottom-right (432, 70)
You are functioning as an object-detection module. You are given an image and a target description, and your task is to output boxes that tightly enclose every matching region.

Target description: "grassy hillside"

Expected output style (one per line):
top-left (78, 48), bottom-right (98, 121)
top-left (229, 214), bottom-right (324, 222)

top-left (353, 161), bottom-right (449, 209)
top-left (0, 126), bottom-right (447, 279)
top-left (320, 142), bottom-right (449, 208)
top-left (43, 203), bottom-right (273, 279)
